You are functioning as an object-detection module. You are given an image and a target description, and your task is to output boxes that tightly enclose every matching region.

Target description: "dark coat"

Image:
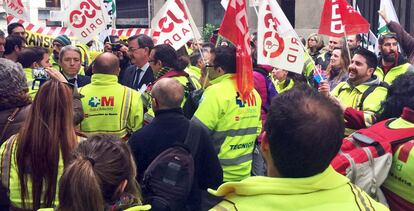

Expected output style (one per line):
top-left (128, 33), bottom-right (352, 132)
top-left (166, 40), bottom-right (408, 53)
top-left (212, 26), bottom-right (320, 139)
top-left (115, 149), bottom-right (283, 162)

top-left (128, 108), bottom-right (223, 210)
top-left (119, 65), bottom-right (155, 90)
top-left (0, 105), bottom-right (30, 146)
top-left (76, 75), bottom-right (91, 88)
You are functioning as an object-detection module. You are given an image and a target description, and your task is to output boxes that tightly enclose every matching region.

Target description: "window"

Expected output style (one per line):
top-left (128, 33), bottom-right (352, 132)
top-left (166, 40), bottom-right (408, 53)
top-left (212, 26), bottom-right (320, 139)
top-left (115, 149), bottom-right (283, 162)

top-left (46, 0), bottom-right (61, 8)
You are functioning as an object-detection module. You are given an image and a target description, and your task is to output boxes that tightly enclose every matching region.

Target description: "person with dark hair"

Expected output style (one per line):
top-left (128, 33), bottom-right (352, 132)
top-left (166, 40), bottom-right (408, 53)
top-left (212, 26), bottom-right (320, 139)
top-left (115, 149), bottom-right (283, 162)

top-left (57, 134), bottom-right (149, 211)
top-left (79, 53), bottom-right (144, 140)
top-left (3, 35), bottom-right (25, 62)
top-left (50, 35), bottom-right (72, 71)
top-left (0, 79), bottom-right (78, 210)
top-left (129, 78), bottom-right (222, 210)
top-left (16, 47), bottom-right (51, 97)
top-left (0, 29), bottom-right (5, 57)
top-left (209, 87), bottom-right (387, 210)
top-left (374, 32), bottom-right (414, 86)
top-left (347, 34), bottom-right (362, 57)
top-left (7, 22), bottom-right (25, 38)
top-left (272, 67), bottom-right (307, 93)
top-left (144, 44), bottom-right (200, 122)
top-left (119, 34), bottom-right (155, 90)
top-left (320, 48), bottom-right (388, 135)
top-left (58, 45), bottom-right (91, 88)
top-left (192, 46), bottom-right (262, 182)
top-left (379, 9), bottom-right (414, 65)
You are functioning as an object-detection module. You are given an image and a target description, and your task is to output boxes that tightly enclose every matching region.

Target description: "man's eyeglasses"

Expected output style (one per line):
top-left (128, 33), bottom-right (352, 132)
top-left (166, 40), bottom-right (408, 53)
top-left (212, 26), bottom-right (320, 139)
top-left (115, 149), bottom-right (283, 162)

top-left (128, 47), bottom-right (145, 52)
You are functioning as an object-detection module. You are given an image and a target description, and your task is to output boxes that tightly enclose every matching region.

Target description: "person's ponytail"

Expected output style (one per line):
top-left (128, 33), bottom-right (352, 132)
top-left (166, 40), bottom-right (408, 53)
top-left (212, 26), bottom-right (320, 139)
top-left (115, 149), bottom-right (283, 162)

top-left (58, 157), bottom-right (104, 211)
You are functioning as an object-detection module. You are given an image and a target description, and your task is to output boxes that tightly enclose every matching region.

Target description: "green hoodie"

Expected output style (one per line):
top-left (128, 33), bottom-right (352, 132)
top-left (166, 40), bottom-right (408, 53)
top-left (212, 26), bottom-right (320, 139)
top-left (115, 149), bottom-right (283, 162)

top-left (209, 166), bottom-right (388, 211)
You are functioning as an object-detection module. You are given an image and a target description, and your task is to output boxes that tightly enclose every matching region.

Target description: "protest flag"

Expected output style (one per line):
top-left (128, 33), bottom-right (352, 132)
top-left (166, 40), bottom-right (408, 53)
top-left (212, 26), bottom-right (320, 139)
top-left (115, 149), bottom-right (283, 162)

top-left (219, 0), bottom-right (254, 100)
top-left (151, 0), bottom-right (200, 50)
top-left (257, 0), bottom-right (304, 74)
top-left (3, 0), bottom-right (29, 21)
top-left (319, 0), bottom-right (370, 37)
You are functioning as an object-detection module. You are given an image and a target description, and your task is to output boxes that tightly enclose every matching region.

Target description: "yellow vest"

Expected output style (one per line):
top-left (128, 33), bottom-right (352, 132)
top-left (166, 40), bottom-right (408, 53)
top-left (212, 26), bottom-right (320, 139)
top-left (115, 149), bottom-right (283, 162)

top-left (0, 135), bottom-right (64, 209)
top-left (331, 79), bottom-right (388, 135)
top-left (79, 74), bottom-right (144, 139)
top-left (209, 167), bottom-right (388, 211)
top-left (374, 63), bottom-right (414, 85)
top-left (382, 117), bottom-right (414, 204)
top-left (193, 74), bottom-right (262, 182)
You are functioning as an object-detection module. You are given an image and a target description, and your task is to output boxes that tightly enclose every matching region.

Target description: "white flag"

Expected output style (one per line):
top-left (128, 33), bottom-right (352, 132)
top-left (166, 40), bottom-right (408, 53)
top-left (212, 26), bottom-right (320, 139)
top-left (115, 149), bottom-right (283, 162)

top-left (378, 0), bottom-right (399, 34)
top-left (65, 0), bottom-right (108, 44)
top-left (3, 0), bottom-right (29, 21)
top-left (257, 0), bottom-right (304, 74)
top-left (151, 0), bottom-right (200, 50)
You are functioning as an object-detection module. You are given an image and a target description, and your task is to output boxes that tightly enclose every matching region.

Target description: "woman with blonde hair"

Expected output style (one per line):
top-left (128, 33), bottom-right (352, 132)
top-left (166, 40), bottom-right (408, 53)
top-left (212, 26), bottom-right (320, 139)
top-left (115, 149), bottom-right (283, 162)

top-left (306, 33), bottom-right (325, 61)
top-left (57, 134), bottom-right (150, 211)
top-left (325, 47), bottom-right (350, 89)
top-left (0, 79), bottom-right (78, 210)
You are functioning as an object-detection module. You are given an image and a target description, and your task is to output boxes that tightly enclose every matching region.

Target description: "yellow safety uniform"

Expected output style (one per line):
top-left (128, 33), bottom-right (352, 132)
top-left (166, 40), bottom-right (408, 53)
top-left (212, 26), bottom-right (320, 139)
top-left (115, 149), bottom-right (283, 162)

top-left (192, 73), bottom-right (262, 182)
top-left (79, 74), bottom-right (144, 139)
top-left (209, 166), bottom-right (388, 211)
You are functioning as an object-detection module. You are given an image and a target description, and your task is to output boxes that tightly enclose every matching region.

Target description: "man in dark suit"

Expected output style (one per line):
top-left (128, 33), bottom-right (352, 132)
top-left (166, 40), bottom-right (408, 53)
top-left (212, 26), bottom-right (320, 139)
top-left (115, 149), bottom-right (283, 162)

top-left (59, 45), bottom-right (91, 88)
top-left (119, 34), bottom-right (155, 90)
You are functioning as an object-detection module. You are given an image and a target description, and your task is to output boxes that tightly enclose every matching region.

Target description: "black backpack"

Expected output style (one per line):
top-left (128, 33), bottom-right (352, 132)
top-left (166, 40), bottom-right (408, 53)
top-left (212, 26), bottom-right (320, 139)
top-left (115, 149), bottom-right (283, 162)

top-left (142, 123), bottom-right (201, 211)
top-left (182, 76), bottom-right (203, 119)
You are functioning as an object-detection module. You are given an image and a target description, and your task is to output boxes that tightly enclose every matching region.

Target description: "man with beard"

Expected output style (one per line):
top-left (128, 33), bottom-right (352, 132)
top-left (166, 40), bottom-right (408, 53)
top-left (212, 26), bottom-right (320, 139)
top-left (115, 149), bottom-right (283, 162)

top-left (375, 33), bottom-right (414, 85)
top-left (50, 35), bottom-right (71, 71)
top-left (319, 48), bottom-right (388, 135)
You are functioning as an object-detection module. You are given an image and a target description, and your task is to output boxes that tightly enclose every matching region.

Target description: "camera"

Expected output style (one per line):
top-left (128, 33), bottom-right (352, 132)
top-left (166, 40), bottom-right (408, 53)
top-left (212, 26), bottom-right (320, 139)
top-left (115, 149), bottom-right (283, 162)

top-left (111, 43), bottom-right (121, 52)
top-left (32, 68), bottom-right (50, 80)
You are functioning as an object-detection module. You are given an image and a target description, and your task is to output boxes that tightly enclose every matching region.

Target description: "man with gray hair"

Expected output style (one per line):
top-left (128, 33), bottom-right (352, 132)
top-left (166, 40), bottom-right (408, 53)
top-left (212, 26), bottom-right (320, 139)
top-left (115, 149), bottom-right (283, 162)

top-left (59, 45), bottom-right (90, 88)
top-left (0, 30), bottom-right (5, 57)
top-left (128, 78), bottom-right (222, 210)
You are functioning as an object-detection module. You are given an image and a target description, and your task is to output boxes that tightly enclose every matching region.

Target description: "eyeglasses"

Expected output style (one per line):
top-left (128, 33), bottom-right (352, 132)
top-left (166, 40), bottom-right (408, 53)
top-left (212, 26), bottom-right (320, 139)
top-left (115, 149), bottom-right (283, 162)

top-left (12, 32), bottom-right (26, 37)
top-left (128, 47), bottom-right (145, 52)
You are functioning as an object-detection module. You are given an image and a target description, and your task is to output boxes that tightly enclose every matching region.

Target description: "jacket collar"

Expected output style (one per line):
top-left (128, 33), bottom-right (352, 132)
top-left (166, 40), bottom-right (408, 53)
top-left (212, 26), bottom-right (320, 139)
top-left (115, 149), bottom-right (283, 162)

top-left (210, 73), bottom-right (235, 85)
top-left (209, 166), bottom-right (349, 197)
top-left (91, 73), bottom-right (118, 85)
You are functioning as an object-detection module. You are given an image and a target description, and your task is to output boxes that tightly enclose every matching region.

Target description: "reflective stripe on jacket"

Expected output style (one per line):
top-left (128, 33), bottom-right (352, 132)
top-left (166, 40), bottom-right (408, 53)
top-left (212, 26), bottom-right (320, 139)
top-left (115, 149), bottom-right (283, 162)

top-left (79, 74), bottom-right (143, 138)
top-left (193, 73), bottom-right (262, 182)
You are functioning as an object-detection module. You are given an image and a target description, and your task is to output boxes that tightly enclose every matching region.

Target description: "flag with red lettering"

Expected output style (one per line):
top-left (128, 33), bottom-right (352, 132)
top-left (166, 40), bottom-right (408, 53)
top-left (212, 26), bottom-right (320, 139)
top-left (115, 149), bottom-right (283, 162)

top-left (65, 0), bottom-right (108, 44)
top-left (151, 0), bottom-right (201, 50)
top-left (257, 0), bottom-right (304, 74)
top-left (219, 0), bottom-right (253, 100)
top-left (319, 0), bottom-right (370, 37)
top-left (3, 0), bottom-right (29, 21)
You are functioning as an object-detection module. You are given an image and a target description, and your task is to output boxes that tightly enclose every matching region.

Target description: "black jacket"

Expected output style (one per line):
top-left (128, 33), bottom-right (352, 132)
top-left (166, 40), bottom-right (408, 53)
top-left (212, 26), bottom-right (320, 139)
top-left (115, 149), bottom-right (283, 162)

top-left (76, 75), bottom-right (91, 88)
top-left (119, 65), bottom-right (155, 90)
top-left (128, 108), bottom-right (223, 210)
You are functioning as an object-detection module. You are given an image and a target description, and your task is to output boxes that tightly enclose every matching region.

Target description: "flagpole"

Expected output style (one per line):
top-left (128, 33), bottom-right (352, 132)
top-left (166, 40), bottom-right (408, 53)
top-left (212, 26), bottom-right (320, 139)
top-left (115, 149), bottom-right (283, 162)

top-left (343, 27), bottom-right (353, 65)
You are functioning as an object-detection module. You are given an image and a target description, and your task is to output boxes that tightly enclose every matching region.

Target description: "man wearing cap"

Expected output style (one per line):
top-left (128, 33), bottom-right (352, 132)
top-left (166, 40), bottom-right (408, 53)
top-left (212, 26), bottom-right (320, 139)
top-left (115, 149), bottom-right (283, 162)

top-left (51, 35), bottom-right (72, 71)
top-left (375, 33), bottom-right (414, 85)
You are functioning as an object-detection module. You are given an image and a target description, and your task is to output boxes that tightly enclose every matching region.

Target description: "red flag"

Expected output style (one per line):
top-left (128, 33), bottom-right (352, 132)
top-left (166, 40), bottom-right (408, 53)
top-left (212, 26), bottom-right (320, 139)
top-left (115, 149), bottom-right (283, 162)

top-left (219, 0), bottom-right (253, 100)
top-left (318, 0), bottom-right (370, 37)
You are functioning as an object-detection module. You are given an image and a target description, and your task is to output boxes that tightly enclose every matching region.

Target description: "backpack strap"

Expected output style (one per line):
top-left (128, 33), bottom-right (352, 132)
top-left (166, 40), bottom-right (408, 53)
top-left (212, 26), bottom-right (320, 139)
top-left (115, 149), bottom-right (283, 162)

top-left (185, 75), bottom-right (197, 92)
top-left (357, 81), bottom-right (389, 110)
top-left (183, 122), bottom-right (201, 158)
top-left (0, 108), bottom-right (21, 141)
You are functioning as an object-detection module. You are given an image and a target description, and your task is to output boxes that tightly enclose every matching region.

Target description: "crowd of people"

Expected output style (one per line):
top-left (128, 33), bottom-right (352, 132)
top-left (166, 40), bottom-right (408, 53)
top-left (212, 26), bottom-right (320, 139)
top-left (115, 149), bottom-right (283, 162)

top-left (0, 8), bottom-right (414, 211)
